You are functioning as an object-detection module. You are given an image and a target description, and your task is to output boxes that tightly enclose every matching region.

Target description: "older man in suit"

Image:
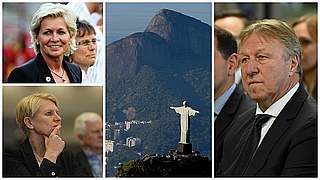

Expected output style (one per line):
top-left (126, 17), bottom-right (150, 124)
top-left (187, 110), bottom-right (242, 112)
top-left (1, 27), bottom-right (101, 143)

top-left (218, 19), bottom-right (317, 177)
top-left (214, 26), bottom-right (254, 175)
top-left (73, 112), bottom-right (103, 177)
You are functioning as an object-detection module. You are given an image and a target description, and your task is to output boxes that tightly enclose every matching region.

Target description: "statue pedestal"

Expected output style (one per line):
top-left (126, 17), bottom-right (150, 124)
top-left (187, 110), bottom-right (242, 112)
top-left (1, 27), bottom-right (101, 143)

top-left (178, 143), bottom-right (192, 155)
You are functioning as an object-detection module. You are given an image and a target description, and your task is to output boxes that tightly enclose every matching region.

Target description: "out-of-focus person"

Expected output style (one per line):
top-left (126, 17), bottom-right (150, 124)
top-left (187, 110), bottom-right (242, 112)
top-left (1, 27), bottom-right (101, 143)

top-left (214, 26), bottom-right (254, 174)
top-left (4, 93), bottom-right (92, 177)
top-left (67, 2), bottom-right (104, 84)
top-left (3, 32), bottom-right (36, 81)
top-left (73, 112), bottom-right (103, 177)
top-left (215, 9), bottom-right (248, 40)
top-left (215, 9), bottom-right (248, 85)
top-left (70, 20), bottom-right (97, 83)
top-left (292, 14), bottom-right (317, 99)
top-left (7, 3), bottom-right (82, 83)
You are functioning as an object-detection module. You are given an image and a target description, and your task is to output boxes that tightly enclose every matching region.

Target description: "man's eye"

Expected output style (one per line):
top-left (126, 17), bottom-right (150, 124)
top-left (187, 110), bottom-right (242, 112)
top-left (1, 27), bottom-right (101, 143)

top-left (240, 57), bottom-right (249, 64)
top-left (257, 55), bottom-right (268, 61)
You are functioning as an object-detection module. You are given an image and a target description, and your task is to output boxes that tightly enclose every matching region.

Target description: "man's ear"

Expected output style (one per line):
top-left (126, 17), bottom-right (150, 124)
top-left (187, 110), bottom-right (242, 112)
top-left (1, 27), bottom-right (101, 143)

top-left (77, 134), bottom-right (85, 145)
top-left (289, 54), bottom-right (299, 76)
top-left (227, 53), bottom-right (238, 76)
top-left (77, 134), bottom-right (84, 140)
top-left (23, 117), bottom-right (34, 130)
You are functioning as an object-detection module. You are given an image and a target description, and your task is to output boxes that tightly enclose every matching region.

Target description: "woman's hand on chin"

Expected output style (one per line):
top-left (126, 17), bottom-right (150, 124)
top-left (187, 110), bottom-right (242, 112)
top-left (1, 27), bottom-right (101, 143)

top-left (43, 125), bottom-right (65, 163)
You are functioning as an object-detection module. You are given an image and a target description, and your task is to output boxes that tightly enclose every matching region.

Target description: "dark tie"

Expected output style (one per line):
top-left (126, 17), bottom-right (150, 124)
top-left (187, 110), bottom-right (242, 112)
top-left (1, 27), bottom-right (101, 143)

top-left (238, 114), bottom-right (272, 175)
top-left (214, 112), bottom-right (218, 120)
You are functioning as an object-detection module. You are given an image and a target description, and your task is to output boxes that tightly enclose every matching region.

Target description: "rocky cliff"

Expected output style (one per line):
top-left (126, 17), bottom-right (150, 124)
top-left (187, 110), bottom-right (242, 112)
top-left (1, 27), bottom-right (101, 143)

top-left (107, 8), bottom-right (211, 82)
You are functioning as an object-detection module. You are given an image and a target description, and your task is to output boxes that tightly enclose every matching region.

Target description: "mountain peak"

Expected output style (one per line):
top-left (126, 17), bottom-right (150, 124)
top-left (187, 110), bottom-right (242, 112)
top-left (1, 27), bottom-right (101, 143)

top-left (145, 9), bottom-right (203, 41)
top-left (145, 9), bottom-right (211, 60)
top-left (107, 9), bottom-right (211, 82)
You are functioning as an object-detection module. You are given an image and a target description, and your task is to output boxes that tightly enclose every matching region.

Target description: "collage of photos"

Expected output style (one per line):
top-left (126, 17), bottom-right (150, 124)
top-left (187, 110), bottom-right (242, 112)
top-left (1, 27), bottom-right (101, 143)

top-left (0, 0), bottom-right (318, 179)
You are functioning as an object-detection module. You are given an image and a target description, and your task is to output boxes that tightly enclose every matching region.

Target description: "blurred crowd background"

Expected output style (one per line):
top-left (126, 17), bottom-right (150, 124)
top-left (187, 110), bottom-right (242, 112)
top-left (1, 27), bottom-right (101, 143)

top-left (215, 3), bottom-right (316, 22)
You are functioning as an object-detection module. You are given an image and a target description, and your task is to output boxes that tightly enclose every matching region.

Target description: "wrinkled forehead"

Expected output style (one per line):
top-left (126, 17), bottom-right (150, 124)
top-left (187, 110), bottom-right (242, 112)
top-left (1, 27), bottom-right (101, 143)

top-left (85, 120), bottom-right (103, 131)
top-left (242, 32), bottom-right (281, 45)
top-left (239, 32), bottom-right (284, 52)
top-left (76, 33), bottom-right (96, 39)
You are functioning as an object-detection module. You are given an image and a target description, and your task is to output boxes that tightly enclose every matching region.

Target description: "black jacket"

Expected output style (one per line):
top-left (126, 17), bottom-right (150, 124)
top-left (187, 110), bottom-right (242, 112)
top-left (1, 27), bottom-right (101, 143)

top-left (7, 53), bottom-right (81, 83)
top-left (218, 84), bottom-right (317, 177)
top-left (4, 139), bottom-right (92, 177)
top-left (214, 85), bottom-right (254, 174)
top-left (72, 147), bottom-right (94, 177)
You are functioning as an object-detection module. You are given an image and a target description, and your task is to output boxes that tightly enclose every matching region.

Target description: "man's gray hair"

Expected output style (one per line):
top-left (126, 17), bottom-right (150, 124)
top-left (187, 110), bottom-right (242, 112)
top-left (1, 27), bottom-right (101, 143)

top-left (74, 112), bottom-right (102, 135)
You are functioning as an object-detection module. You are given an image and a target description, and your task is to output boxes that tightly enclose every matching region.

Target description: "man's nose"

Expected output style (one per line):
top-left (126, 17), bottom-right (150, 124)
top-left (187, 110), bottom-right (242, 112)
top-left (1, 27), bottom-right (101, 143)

top-left (245, 58), bottom-right (259, 76)
top-left (88, 43), bottom-right (96, 51)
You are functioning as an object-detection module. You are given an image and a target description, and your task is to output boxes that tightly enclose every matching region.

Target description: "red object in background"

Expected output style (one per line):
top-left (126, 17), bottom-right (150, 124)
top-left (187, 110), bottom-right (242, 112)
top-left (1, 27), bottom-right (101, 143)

top-left (3, 32), bottom-right (36, 82)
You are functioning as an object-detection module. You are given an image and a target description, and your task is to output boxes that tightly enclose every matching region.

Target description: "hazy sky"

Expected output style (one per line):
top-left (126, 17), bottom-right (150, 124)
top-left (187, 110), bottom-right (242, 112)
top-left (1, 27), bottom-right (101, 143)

top-left (106, 3), bottom-right (212, 44)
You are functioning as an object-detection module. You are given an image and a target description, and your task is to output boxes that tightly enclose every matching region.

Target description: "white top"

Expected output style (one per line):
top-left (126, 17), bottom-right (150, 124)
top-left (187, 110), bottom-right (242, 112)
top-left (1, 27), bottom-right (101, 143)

top-left (235, 68), bottom-right (242, 84)
top-left (81, 69), bottom-right (89, 83)
top-left (255, 83), bottom-right (299, 147)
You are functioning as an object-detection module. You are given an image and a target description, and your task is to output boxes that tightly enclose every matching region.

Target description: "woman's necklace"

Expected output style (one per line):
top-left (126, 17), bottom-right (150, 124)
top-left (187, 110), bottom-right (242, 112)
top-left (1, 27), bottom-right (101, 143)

top-left (49, 68), bottom-right (66, 82)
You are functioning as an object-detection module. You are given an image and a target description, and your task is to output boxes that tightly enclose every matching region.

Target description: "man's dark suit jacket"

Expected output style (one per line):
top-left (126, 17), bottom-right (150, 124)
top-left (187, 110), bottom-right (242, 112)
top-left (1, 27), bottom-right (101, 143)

top-left (215, 85), bottom-right (254, 175)
top-left (72, 147), bottom-right (94, 177)
top-left (218, 84), bottom-right (317, 177)
top-left (7, 53), bottom-right (82, 83)
top-left (3, 139), bottom-right (92, 177)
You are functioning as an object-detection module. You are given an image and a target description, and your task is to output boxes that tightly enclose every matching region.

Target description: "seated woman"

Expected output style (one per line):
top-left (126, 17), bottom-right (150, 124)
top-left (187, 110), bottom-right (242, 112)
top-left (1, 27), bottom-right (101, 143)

top-left (4, 93), bottom-right (91, 177)
top-left (7, 3), bottom-right (81, 83)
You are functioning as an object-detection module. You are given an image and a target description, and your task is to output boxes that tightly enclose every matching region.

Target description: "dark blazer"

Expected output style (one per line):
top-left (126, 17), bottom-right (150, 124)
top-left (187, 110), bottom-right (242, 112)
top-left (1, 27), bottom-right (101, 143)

top-left (218, 84), bottom-right (317, 177)
top-left (214, 85), bottom-right (254, 174)
top-left (71, 147), bottom-right (94, 177)
top-left (3, 139), bottom-right (92, 177)
top-left (7, 53), bottom-right (82, 83)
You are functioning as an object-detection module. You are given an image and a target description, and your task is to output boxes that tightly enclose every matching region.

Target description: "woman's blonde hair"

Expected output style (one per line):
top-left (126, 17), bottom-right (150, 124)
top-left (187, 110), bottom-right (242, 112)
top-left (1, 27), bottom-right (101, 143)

top-left (30, 3), bottom-right (77, 56)
top-left (16, 93), bottom-right (59, 135)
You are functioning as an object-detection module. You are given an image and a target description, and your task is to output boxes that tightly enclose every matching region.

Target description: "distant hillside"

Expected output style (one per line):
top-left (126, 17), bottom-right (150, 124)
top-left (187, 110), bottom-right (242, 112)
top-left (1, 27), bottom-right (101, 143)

top-left (106, 8), bottom-right (212, 176)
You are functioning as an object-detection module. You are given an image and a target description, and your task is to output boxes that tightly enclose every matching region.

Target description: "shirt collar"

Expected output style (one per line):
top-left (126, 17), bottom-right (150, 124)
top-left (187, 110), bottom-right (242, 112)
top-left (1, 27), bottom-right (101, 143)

top-left (256, 83), bottom-right (300, 117)
top-left (214, 83), bottom-right (236, 116)
top-left (83, 148), bottom-right (102, 158)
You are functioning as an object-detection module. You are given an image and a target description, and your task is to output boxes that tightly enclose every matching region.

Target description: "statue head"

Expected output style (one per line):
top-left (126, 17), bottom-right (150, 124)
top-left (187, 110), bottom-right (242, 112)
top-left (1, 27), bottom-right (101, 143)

top-left (183, 101), bottom-right (187, 107)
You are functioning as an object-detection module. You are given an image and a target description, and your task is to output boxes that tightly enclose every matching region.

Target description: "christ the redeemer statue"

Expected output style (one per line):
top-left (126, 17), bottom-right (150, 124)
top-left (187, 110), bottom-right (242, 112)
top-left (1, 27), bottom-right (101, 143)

top-left (170, 101), bottom-right (199, 154)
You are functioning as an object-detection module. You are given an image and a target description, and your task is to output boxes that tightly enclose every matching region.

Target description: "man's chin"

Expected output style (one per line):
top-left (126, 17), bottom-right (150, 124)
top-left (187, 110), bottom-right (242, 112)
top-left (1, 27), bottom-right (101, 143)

top-left (248, 93), bottom-right (264, 102)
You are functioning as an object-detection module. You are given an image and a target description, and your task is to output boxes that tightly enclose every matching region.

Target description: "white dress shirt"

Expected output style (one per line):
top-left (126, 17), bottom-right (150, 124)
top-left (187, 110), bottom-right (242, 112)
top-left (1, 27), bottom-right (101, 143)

top-left (255, 83), bottom-right (299, 147)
